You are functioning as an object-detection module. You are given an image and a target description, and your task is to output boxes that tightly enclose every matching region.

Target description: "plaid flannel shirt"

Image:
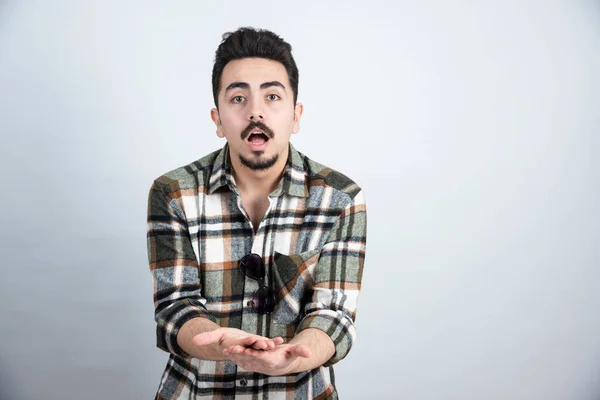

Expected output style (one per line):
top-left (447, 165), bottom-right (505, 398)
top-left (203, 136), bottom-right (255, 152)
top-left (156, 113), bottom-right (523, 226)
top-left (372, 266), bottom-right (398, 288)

top-left (147, 143), bottom-right (367, 399)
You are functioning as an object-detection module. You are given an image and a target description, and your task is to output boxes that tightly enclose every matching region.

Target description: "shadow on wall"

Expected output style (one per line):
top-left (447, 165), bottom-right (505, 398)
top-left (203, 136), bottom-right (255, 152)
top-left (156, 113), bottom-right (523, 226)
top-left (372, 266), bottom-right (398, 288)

top-left (0, 0), bottom-right (16, 38)
top-left (586, 0), bottom-right (600, 30)
top-left (0, 0), bottom-right (16, 19)
top-left (0, 357), bottom-right (19, 400)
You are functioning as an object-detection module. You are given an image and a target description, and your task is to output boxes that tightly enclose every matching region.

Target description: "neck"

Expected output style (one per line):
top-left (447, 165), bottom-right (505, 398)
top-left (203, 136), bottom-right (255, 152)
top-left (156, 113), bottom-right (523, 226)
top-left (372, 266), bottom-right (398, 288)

top-left (231, 148), bottom-right (289, 197)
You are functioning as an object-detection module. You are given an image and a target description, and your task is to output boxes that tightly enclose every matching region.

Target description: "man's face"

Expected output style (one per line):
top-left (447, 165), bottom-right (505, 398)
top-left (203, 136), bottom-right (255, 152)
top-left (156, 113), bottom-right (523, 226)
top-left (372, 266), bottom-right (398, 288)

top-left (211, 58), bottom-right (302, 171)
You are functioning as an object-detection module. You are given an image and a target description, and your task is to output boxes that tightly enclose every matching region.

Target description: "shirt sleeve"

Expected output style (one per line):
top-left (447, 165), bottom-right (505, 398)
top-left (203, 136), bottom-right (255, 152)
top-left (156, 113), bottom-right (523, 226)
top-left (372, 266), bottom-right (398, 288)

top-left (295, 189), bottom-right (367, 366)
top-left (147, 178), bottom-right (210, 358)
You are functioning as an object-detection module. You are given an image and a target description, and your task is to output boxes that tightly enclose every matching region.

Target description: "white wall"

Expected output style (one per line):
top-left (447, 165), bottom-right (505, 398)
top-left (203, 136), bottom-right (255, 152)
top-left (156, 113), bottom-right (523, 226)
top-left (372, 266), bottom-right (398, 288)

top-left (1, 1), bottom-right (599, 399)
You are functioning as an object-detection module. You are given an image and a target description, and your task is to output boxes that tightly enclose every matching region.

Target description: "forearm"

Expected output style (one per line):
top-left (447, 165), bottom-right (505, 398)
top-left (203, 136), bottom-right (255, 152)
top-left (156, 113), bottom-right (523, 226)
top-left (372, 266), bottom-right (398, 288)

top-left (287, 328), bottom-right (335, 374)
top-left (177, 317), bottom-right (228, 361)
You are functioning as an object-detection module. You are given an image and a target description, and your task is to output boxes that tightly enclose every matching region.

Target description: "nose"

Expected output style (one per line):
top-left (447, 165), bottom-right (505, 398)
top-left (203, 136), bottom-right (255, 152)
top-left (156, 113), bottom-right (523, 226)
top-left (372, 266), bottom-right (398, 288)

top-left (248, 98), bottom-right (264, 121)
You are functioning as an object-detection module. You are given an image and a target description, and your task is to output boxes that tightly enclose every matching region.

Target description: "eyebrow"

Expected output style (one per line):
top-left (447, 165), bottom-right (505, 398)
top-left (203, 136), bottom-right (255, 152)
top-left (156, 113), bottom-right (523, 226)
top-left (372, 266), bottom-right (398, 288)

top-left (260, 81), bottom-right (286, 91)
top-left (224, 81), bottom-right (286, 94)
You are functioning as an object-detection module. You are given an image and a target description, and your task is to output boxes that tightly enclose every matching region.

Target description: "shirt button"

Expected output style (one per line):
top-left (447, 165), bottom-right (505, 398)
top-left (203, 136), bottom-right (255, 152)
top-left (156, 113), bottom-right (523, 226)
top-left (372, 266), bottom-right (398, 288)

top-left (247, 300), bottom-right (254, 307)
top-left (240, 378), bottom-right (248, 386)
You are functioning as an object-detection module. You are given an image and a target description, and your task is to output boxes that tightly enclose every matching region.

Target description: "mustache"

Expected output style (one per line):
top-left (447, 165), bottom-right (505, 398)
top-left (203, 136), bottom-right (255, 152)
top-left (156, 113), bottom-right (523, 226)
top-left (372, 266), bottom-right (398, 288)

top-left (240, 121), bottom-right (275, 141)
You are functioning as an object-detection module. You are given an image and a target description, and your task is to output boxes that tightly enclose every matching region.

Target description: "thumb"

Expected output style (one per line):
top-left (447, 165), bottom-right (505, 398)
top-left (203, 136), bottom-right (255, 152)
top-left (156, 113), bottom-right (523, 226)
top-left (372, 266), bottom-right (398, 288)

top-left (289, 344), bottom-right (312, 359)
top-left (192, 330), bottom-right (222, 346)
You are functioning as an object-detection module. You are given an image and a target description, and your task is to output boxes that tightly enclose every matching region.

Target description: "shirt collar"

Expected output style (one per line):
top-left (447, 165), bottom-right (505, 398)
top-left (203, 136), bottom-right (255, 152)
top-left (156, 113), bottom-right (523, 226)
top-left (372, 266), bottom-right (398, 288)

top-left (207, 143), bottom-right (309, 198)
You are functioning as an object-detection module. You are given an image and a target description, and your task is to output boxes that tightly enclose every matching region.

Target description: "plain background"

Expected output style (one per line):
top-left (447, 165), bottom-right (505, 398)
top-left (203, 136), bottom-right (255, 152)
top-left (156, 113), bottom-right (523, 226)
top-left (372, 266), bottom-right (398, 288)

top-left (1, 1), bottom-right (599, 399)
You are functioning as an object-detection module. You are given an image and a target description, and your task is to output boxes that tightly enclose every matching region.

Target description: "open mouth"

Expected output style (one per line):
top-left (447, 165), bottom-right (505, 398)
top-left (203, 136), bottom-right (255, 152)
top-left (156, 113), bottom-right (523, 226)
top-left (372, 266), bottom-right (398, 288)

top-left (248, 132), bottom-right (270, 145)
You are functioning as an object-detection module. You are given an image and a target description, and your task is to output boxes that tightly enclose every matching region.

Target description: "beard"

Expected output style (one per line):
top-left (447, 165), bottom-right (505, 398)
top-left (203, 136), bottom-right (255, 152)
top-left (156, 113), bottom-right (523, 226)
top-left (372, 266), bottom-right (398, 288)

top-left (239, 151), bottom-right (279, 171)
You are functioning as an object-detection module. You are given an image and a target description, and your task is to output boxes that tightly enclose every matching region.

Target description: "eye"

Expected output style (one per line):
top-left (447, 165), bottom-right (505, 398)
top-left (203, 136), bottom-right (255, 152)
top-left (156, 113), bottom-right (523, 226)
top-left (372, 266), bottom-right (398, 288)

top-left (231, 95), bottom-right (245, 104)
top-left (266, 94), bottom-right (280, 101)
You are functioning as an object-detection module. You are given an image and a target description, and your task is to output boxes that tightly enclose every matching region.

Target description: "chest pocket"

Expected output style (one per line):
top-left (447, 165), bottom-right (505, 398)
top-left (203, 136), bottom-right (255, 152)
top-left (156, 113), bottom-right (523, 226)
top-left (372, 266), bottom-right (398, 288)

top-left (271, 249), bottom-right (322, 325)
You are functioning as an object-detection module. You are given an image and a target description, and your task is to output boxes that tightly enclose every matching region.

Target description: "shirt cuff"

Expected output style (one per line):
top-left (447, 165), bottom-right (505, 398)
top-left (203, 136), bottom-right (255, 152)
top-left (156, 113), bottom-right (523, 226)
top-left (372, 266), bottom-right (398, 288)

top-left (156, 299), bottom-right (211, 358)
top-left (296, 309), bottom-right (356, 367)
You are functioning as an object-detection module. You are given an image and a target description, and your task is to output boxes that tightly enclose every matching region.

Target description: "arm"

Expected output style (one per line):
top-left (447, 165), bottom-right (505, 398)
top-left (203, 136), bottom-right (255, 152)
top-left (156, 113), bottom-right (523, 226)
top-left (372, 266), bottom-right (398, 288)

top-left (147, 179), bottom-right (280, 360)
top-left (284, 328), bottom-right (335, 373)
top-left (294, 189), bottom-right (367, 367)
top-left (177, 318), bottom-right (230, 360)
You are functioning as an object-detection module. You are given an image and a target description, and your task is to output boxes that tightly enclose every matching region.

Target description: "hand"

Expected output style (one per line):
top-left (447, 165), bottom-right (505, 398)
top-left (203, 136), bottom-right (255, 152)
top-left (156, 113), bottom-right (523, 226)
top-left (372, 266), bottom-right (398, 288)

top-left (192, 328), bottom-right (284, 352)
top-left (223, 343), bottom-right (312, 376)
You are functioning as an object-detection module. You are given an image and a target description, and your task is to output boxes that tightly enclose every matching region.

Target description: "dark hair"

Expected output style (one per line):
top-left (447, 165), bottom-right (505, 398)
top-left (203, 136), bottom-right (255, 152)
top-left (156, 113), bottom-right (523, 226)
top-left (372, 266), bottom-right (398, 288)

top-left (211, 27), bottom-right (299, 107)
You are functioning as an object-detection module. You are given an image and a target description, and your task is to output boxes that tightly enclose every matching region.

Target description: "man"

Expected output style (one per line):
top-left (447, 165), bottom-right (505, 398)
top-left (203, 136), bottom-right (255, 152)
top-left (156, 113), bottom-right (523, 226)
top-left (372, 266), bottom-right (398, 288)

top-left (146, 27), bottom-right (367, 399)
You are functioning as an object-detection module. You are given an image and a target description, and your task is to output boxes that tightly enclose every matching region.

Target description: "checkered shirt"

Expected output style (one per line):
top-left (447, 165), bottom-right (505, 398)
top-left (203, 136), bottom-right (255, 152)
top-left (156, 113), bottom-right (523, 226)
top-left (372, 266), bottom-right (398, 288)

top-left (147, 143), bottom-right (367, 399)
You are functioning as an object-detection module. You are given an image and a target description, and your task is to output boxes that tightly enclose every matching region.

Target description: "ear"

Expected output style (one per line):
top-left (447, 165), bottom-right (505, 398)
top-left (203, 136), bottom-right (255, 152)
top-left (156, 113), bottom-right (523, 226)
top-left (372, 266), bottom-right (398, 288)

top-left (211, 108), bottom-right (225, 138)
top-left (292, 103), bottom-right (304, 135)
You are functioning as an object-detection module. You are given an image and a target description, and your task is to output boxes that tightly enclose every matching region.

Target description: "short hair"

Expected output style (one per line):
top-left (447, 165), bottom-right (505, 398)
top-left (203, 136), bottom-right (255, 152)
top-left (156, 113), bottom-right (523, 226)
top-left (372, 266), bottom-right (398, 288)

top-left (211, 27), bottom-right (299, 107)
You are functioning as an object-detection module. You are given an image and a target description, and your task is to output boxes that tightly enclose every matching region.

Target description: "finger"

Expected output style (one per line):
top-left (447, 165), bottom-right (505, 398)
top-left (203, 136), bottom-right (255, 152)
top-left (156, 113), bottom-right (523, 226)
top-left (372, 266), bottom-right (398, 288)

top-left (233, 335), bottom-right (280, 350)
top-left (263, 339), bottom-right (276, 350)
top-left (237, 335), bottom-right (267, 349)
top-left (224, 345), bottom-right (247, 354)
top-left (261, 337), bottom-right (283, 350)
top-left (192, 330), bottom-right (222, 346)
top-left (243, 347), bottom-right (269, 358)
top-left (272, 337), bottom-right (285, 345)
top-left (249, 338), bottom-right (270, 350)
top-left (289, 344), bottom-right (312, 359)
top-left (266, 337), bottom-right (284, 349)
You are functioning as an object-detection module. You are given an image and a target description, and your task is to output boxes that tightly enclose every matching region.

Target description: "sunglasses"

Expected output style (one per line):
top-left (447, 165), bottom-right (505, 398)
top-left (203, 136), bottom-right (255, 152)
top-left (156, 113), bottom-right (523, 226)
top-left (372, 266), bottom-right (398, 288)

top-left (239, 253), bottom-right (275, 314)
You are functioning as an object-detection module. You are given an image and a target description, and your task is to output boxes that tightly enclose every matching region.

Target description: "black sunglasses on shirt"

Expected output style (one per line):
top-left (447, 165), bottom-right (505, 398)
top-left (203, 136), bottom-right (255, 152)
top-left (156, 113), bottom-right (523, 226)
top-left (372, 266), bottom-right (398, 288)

top-left (239, 253), bottom-right (275, 314)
